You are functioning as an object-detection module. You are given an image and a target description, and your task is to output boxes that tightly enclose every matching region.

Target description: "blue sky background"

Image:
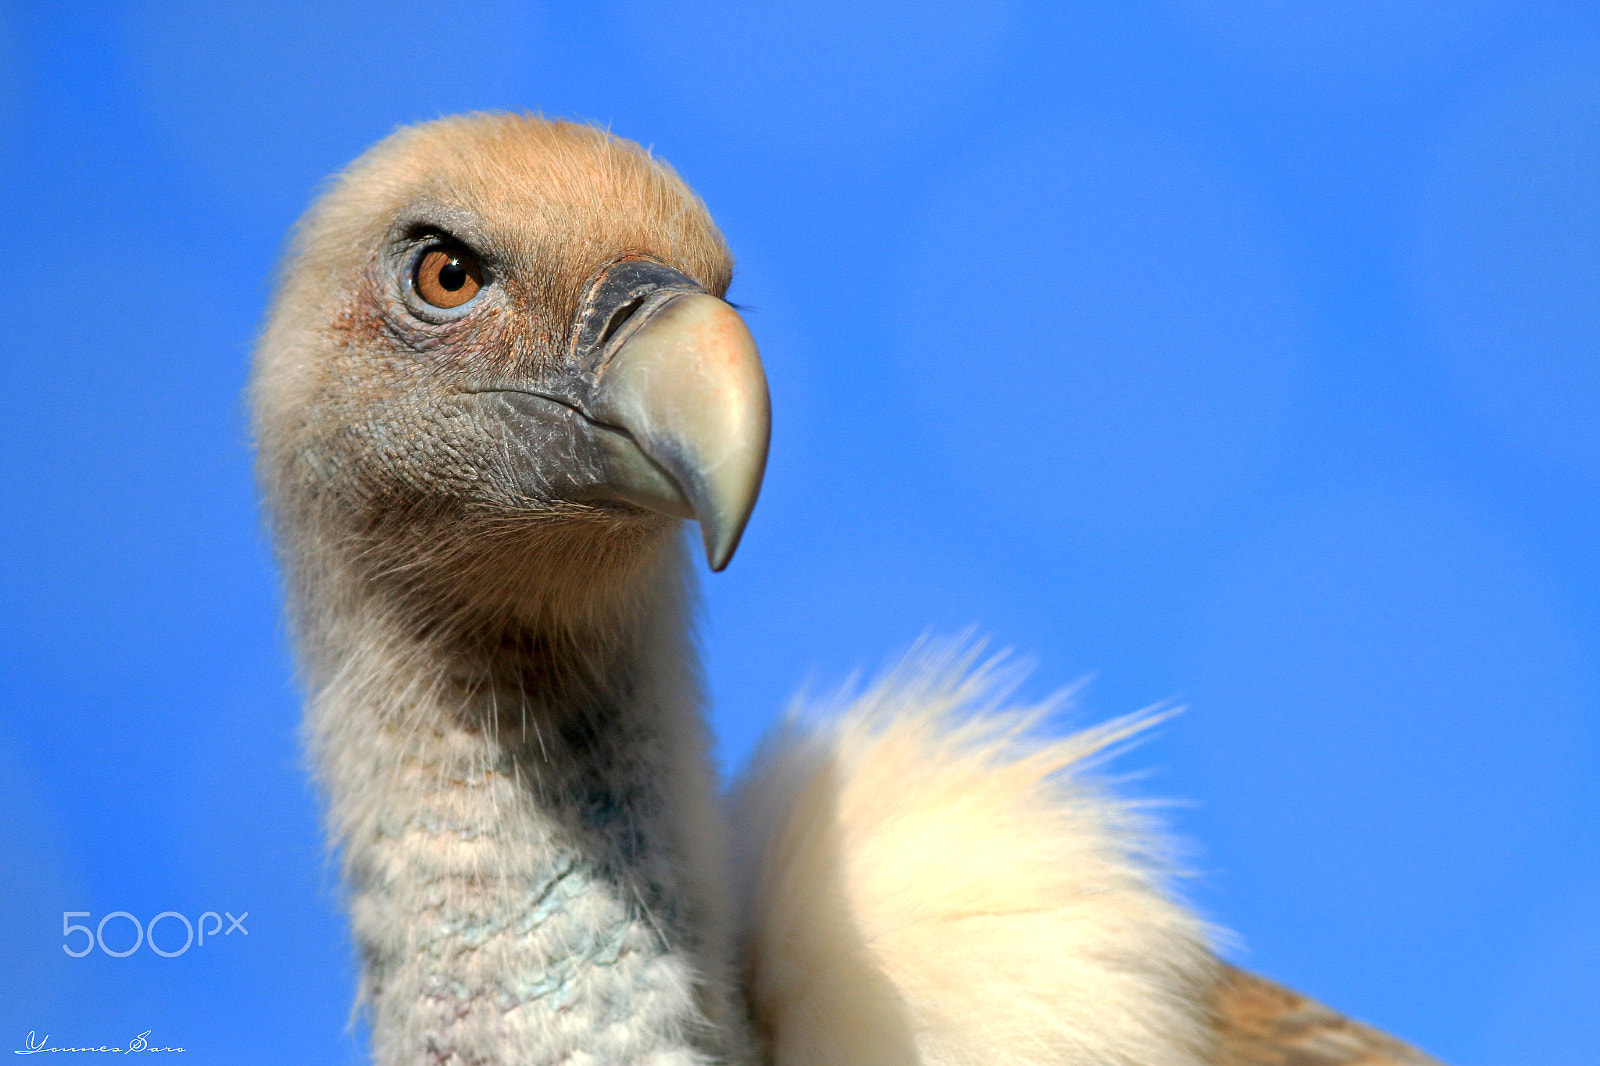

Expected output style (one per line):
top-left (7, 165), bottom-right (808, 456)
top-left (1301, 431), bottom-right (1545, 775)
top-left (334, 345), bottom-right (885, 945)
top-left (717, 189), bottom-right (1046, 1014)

top-left (1, 2), bottom-right (1596, 1062)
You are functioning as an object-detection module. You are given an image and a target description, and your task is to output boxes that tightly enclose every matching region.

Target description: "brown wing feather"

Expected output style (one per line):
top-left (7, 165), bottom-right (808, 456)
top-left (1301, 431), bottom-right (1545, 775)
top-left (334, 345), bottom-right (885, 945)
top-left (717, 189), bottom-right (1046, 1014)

top-left (1211, 964), bottom-right (1448, 1066)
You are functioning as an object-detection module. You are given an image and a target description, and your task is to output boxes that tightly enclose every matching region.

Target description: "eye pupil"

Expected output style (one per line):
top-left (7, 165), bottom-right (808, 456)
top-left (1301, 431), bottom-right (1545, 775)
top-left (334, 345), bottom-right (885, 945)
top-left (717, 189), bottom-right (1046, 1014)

top-left (414, 244), bottom-right (483, 310)
top-left (438, 259), bottom-right (467, 291)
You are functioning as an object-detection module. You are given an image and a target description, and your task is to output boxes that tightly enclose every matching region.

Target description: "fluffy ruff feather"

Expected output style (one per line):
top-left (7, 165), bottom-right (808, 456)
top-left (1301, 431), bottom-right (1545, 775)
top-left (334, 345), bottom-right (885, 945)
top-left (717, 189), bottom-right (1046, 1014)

top-left (732, 644), bottom-right (1219, 1066)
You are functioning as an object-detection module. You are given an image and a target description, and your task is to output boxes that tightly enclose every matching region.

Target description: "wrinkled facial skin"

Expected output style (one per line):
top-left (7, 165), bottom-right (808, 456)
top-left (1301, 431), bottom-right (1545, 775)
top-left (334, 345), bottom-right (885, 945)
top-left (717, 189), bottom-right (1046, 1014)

top-left (325, 209), bottom-right (583, 515)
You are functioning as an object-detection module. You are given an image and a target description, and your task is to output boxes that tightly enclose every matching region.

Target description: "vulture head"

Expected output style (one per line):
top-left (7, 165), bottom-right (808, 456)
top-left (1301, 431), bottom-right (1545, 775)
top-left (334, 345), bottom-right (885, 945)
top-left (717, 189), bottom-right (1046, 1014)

top-left (253, 115), bottom-right (768, 635)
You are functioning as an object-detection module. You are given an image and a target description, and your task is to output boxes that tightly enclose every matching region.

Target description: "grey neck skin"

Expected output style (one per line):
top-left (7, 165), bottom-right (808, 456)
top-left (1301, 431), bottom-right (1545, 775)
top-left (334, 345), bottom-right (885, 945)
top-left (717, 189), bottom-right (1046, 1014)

top-left (296, 535), bottom-right (755, 1066)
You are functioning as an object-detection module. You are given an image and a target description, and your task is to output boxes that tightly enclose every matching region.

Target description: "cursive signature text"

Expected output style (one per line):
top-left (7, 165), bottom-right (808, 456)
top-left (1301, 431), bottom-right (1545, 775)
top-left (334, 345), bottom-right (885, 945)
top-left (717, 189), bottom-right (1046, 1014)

top-left (15, 1031), bottom-right (183, 1054)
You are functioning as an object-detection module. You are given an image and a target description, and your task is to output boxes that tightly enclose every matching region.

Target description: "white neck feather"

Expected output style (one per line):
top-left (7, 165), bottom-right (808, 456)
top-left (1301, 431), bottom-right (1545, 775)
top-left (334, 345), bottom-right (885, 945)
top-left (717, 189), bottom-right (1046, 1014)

top-left (301, 541), bottom-right (754, 1066)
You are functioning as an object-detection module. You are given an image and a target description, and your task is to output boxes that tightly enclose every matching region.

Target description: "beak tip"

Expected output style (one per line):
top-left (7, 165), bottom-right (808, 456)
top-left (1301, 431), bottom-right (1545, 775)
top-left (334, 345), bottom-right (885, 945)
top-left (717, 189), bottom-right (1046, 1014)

top-left (700, 512), bottom-right (747, 572)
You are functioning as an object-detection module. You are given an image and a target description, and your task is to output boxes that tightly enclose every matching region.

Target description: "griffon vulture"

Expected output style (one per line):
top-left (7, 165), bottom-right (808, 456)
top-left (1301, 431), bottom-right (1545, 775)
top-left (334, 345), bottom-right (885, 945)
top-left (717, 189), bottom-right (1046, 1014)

top-left (250, 113), bottom-right (1444, 1066)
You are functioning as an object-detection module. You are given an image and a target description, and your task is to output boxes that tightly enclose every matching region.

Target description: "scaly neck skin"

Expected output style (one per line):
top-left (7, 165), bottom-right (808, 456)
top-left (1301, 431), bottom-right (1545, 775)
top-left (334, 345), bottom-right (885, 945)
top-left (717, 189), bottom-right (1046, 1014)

top-left (297, 531), bottom-right (754, 1066)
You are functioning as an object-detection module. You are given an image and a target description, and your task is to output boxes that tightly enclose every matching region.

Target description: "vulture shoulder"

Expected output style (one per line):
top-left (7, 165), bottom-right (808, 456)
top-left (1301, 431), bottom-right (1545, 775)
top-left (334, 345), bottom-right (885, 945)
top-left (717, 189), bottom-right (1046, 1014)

top-left (732, 644), bottom-right (1452, 1066)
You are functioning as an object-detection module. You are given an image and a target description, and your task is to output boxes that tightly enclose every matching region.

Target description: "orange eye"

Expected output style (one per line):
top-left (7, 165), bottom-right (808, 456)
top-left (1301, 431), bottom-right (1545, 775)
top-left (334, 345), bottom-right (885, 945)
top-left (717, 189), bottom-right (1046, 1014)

top-left (414, 246), bottom-right (483, 309)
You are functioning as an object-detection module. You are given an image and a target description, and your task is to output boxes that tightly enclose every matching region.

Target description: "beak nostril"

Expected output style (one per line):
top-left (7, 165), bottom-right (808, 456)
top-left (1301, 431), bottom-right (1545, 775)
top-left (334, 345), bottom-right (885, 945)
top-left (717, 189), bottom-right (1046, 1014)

top-left (575, 260), bottom-right (705, 361)
top-left (598, 294), bottom-right (650, 350)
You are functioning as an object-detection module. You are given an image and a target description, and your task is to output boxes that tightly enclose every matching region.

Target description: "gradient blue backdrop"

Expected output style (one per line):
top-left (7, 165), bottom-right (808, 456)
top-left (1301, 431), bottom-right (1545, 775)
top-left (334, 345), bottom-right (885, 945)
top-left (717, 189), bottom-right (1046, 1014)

top-left (1, 2), bottom-right (1596, 1062)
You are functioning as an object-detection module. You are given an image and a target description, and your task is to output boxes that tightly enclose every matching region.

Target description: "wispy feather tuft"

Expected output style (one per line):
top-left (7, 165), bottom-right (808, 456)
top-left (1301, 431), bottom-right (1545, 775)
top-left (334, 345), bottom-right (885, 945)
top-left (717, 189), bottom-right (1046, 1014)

top-left (731, 638), bottom-right (1219, 1066)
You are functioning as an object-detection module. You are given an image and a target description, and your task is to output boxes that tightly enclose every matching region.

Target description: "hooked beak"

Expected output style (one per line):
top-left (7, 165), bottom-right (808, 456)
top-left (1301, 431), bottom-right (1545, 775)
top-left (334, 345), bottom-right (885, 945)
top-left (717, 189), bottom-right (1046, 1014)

top-left (585, 291), bottom-right (770, 570)
top-left (551, 259), bottom-right (770, 571)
